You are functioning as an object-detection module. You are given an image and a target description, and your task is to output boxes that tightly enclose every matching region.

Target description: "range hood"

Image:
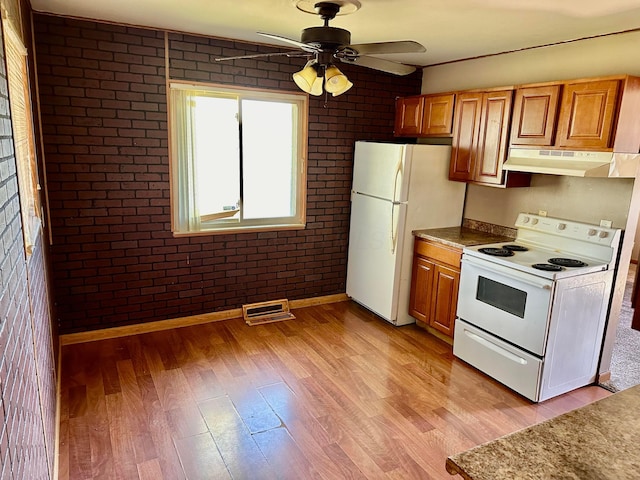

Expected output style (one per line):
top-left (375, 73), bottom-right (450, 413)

top-left (503, 148), bottom-right (640, 178)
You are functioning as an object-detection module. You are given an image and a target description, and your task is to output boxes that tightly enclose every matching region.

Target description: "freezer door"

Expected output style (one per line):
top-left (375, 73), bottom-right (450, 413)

top-left (346, 193), bottom-right (407, 322)
top-left (352, 142), bottom-right (408, 202)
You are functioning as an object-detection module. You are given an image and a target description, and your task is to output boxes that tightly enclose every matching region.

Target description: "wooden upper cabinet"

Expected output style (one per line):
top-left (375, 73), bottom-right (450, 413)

top-left (511, 85), bottom-right (561, 146)
top-left (395, 96), bottom-right (424, 136)
top-left (450, 90), bottom-right (525, 187)
top-left (395, 93), bottom-right (455, 137)
top-left (449, 92), bottom-right (482, 182)
top-left (422, 94), bottom-right (455, 135)
top-left (556, 79), bottom-right (620, 149)
top-left (511, 76), bottom-right (640, 152)
top-left (475, 90), bottom-right (513, 185)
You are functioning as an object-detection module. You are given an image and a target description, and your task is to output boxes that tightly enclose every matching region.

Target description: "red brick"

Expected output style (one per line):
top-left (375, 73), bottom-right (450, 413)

top-left (35, 13), bottom-right (420, 334)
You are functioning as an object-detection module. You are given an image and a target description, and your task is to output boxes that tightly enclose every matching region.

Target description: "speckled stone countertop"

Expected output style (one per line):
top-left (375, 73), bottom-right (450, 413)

top-left (446, 385), bottom-right (640, 480)
top-left (412, 226), bottom-right (514, 249)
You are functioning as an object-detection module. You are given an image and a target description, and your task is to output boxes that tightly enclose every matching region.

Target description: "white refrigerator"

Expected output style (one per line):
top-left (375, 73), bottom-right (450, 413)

top-left (346, 141), bottom-right (466, 326)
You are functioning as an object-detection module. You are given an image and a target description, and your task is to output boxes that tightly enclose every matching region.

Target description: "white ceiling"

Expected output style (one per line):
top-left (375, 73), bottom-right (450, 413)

top-left (30, 0), bottom-right (640, 67)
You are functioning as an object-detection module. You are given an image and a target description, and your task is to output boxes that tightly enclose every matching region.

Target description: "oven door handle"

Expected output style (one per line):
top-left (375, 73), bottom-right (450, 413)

top-left (463, 255), bottom-right (554, 290)
top-left (464, 329), bottom-right (528, 365)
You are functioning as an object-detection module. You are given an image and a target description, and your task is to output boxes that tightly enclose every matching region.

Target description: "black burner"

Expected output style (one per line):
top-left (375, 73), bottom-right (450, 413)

top-left (478, 247), bottom-right (514, 257)
top-left (548, 258), bottom-right (587, 268)
top-left (503, 244), bottom-right (529, 252)
top-left (532, 263), bottom-right (564, 272)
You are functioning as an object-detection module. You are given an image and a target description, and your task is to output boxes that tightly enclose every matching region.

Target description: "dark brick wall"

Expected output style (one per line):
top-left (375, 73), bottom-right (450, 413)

top-left (0, 20), bottom-right (54, 479)
top-left (34, 14), bottom-right (422, 334)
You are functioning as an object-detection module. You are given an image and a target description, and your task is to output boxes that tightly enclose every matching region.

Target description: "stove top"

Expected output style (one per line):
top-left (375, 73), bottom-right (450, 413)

top-left (465, 241), bottom-right (609, 279)
top-left (462, 213), bottom-right (622, 281)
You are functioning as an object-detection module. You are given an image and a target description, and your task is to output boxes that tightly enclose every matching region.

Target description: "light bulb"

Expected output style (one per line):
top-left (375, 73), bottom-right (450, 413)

top-left (325, 66), bottom-right (353, 96)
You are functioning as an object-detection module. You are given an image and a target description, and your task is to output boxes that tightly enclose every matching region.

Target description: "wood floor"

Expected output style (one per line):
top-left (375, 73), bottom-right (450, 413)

top-left (59, 301), bottom-right (611, 479)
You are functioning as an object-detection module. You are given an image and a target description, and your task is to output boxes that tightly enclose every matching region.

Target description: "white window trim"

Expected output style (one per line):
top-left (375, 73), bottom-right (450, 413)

top-left (168, 81), bottom-right (308, 236)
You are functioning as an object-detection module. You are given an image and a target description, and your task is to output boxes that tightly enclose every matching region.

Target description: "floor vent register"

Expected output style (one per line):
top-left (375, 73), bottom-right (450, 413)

top-left (242, 299), bottom-right (295, 326)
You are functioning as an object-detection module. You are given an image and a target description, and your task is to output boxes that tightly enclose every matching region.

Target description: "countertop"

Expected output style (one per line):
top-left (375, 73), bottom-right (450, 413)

top-left (446, 384), bottom-right (640, 480)
top-left (413, 226), bottom-right (514, 249)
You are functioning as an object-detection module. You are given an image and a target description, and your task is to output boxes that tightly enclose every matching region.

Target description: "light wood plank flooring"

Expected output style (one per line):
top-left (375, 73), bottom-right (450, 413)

top-left (59, 301), bottom-right (611, 479)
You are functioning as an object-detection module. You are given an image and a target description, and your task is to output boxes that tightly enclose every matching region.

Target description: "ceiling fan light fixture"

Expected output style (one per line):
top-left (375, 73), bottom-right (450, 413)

top-left (324, 65), bottom-right (353, 96)
top-left (293, 60), bottom-right (323, 96)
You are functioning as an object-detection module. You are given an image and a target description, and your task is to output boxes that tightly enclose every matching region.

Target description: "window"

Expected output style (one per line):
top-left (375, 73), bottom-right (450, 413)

top-left (169, 82), bottom-right (308, 235)
top-left (3, 17), bottom-right (41, 255)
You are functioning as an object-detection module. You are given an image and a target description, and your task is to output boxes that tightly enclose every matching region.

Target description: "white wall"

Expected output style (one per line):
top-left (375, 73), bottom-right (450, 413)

top-left (464, 176), bottom-right (633, 230)
top-left (422, 30), bottom-right (640, 94)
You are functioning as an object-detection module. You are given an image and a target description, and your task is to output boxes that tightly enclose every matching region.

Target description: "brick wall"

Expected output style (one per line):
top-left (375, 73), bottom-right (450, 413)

top-left (34, 14), bottom-right (422, 334)
top-left (0, 21), bottom-right (55, 479)
top-left (27, 234), bottom-right (57, 477)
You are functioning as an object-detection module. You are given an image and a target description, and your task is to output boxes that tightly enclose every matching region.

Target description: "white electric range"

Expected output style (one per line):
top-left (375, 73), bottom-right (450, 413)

top-left (453, 213), bottom-right (622, 402)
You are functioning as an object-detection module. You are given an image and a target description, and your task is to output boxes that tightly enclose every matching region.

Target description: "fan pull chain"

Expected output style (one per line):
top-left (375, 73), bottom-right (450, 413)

top-left (323, 73), bottom-right (329, 108)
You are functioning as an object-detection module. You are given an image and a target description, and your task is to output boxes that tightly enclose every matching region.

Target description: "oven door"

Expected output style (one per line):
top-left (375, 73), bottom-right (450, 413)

top-left (457, 254), bottom-right (554, 356)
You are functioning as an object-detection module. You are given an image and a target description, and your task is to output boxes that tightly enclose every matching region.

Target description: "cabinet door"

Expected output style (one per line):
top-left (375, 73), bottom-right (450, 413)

top-left (409, 256), bottom-right (434, 323)
top-left (474, 90), bottom-right (513, 185)
top-left (422, 93), bottom-right (455, 136)
top-left (511, 85), bottom-right (561, 146)
top-left (395, 96), bottom-right (424, 136)
top-left (430, 264), bottom-right (460, 337)
top-left (556, 80), bottom-right (620, 149)
top-left (449, 92), bottom-right (482, 181)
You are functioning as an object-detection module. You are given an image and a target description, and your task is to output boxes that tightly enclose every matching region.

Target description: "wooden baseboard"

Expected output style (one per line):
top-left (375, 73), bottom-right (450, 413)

top-left (598, 371), bottom-right (611, 383)
top-left (59, 293), bottom-right (349, 346)
top-left (53, 342), bottom-right (62, 480)
top-left (290, 293), bottom-right (348, 309)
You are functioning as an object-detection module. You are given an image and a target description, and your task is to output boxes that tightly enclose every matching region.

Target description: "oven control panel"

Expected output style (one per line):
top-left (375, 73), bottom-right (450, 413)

top-left (515, 213), bottom-right (619, 247)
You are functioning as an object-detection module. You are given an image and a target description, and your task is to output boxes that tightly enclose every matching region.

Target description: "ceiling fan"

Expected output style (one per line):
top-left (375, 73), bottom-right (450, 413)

top-left (214, 0), bottom-right (426, 96)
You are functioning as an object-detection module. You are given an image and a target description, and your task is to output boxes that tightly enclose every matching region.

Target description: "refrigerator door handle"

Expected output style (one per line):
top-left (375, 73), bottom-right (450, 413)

top-left (392, 157), bottom-right (403, 203)
top-left (391, 202), bottom-right (399, 254)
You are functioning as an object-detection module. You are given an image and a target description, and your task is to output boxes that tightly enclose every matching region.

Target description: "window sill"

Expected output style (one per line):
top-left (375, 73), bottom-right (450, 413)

top-left (172, 222), bottom-right (306, 237)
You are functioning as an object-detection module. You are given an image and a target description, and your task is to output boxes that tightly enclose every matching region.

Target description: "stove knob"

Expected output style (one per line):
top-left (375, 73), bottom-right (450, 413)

top-left (531, 218), bottom-right (539, 225)
top-left (588, 229), bottom-right (597, 236)
top-left (522, 216), bottom-right (530, 223)
top-left (599, 231), bottom-right (609, 239)
top-left (557, 223), bottom-right (566, 231)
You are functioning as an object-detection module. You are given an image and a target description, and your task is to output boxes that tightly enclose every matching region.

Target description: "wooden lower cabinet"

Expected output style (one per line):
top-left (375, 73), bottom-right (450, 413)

top-left (409, 256), bottom-right (435, 323)
top-left (409, 238), bottom-right (461, 338)
top-left (430, 264), bottom-right (460, 337)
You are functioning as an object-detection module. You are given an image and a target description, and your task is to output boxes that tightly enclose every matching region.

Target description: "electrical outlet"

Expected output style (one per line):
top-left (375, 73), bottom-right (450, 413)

top-left (538, 210), bottom-right (547, 217)
top-left (600, 220), bottom-right (612, 228)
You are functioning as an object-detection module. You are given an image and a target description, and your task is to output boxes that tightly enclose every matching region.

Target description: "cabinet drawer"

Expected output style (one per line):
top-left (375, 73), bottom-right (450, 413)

top-left (414, 239), bottom-right (461, 268)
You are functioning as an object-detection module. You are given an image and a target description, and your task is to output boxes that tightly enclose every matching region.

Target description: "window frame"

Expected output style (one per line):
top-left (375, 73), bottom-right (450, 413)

top-left (168, 81), bottom-right (308, 236)
top-left (3, 16), bottom-right (41, 255)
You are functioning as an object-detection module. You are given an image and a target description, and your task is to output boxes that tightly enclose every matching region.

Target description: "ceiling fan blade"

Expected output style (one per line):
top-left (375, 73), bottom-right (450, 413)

top-left (214, 50), bottom-right (308, 62)
top-left (257, 32), bottom-right (319, 53)
top-left (339, 55), bottom-right (417, 76)
top-left (348, 41), bottom-right (426, 55)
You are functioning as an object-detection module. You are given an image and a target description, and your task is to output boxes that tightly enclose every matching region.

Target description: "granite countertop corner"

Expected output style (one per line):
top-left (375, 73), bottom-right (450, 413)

top-left (413, 219), bottom-right (516, 249)
top-left (445, 385), bottom-right (640, 480)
